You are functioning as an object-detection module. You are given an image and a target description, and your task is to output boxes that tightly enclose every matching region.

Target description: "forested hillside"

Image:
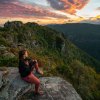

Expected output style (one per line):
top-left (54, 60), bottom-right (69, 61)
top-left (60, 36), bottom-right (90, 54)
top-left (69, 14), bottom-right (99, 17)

top-left (47, 23), bottom-right (100, 61)
top-left (0, 21), bottom-right (100, 100)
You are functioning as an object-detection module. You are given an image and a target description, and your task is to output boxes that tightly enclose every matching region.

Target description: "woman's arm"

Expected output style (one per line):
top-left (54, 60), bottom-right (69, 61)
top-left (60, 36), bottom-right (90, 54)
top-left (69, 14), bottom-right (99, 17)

top-left (24, 58), bottom-right (37, 71)
top-left (29, 60), bottom-right (37, 71)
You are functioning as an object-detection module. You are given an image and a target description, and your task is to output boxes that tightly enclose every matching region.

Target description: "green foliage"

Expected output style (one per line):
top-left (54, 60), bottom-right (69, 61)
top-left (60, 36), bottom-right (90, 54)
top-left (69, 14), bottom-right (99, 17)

top-left (57, 65), bottom-right (73, 78)
top-left (0, 56), bottom-right (18, 67)
top-left (69, 60), bottom-right (99, 100)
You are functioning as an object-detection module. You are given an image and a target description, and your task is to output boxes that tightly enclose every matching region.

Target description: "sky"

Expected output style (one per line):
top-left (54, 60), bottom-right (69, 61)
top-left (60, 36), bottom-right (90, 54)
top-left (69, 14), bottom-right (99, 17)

top-left (0, 0), bottom-right (100, 25)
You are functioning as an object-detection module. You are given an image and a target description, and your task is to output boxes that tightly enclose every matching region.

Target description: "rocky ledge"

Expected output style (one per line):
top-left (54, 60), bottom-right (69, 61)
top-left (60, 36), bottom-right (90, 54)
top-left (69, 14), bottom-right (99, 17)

top-left (0, 67), bottom-right (82, 100)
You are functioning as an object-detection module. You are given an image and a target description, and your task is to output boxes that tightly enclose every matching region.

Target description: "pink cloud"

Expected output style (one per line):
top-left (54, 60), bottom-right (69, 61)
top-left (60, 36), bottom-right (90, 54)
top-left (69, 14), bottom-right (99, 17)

top-left (0, 0), bottom-right (68, 19)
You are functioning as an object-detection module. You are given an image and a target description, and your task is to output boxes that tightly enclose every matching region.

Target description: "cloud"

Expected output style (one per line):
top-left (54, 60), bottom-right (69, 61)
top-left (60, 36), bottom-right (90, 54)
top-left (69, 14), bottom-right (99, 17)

top-left (47, 0), bottom-right (90, 14)
top-left (0, 0), bottom-right (68, 19)
top-left (77, 15), bottom-right (100, 24)
top-left (0, 0), bottom-right (91, 25)
top-left (0, 0), bottom-right (15, 3)
top-left (96, 7), bottom-right (100, 11)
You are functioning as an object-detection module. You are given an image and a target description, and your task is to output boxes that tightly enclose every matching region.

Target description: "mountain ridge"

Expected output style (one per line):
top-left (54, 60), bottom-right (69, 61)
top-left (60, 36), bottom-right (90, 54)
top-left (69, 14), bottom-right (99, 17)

top-left (0, 21), bottom-right (100, 100)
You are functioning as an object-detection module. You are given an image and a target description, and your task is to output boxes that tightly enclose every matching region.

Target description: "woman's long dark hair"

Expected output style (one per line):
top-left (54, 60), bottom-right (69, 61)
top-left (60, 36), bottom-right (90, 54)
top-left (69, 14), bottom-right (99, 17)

top-left (19, 49), bottom-right (27, 60)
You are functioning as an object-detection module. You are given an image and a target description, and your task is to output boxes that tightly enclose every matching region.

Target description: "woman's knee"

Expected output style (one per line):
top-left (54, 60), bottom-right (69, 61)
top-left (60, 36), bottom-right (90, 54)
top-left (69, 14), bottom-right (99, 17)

top-left (35, 79), bottom-right (40, 85)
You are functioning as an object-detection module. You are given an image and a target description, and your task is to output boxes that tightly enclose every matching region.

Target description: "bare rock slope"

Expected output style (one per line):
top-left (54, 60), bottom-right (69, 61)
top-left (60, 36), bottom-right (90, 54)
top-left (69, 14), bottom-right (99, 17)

top-left (0, 67), bottom-right (82, 100)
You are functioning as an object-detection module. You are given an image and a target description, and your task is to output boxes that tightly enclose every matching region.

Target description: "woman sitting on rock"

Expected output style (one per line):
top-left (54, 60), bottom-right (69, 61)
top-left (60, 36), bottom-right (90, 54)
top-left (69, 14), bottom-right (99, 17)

top-left (18, 49), bottom-right (44, 95)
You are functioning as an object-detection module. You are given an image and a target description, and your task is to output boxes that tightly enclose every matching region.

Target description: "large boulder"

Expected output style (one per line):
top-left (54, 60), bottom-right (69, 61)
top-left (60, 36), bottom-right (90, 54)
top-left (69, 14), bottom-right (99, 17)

top-left (0, 67), bottom-right (82, 100)
top-left (0, 67), bottom-right (32, 100)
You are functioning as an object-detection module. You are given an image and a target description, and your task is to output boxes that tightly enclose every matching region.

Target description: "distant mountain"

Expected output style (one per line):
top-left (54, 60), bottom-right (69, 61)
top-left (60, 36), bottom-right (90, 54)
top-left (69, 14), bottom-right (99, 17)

top-left (0, 21), bottom-right (100, 100)
top-left (47, 23), bottom-right (100, 61)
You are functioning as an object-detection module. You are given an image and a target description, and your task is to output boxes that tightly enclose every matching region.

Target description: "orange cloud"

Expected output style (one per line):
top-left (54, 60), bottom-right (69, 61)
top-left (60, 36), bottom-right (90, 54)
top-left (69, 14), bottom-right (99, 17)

top-left (47, 0), bottom-right (90, 14)
top-left (0, 17), bottom-right (67, 25)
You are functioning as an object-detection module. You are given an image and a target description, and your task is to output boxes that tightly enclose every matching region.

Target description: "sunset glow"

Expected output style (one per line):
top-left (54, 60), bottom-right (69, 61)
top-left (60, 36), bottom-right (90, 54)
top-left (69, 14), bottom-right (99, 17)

top-left (0, 0), bottom-right (100, 25)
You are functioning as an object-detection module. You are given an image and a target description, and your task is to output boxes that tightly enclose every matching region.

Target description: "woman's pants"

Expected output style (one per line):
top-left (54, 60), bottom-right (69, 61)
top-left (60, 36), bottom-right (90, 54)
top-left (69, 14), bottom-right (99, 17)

top-left (22, 72), bottom-right (40, 92)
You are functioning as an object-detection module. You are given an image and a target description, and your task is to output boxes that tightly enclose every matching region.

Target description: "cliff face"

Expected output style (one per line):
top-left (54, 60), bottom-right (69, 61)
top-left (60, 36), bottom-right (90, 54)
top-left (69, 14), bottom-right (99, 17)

top-left (0, 67), bottom-right (82, 100)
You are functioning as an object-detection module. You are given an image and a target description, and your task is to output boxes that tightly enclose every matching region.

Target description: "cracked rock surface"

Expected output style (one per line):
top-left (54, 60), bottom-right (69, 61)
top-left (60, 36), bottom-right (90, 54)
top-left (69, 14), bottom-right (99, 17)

top-left (0, 67), bottom-right (82, 100)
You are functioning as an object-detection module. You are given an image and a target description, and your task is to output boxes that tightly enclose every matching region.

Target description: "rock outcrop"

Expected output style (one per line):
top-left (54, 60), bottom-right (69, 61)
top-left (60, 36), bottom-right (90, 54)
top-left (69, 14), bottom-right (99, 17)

top-left (0, 67), bottom-right (82, 100)
top-left (4, 21), bottom-right (23, 28)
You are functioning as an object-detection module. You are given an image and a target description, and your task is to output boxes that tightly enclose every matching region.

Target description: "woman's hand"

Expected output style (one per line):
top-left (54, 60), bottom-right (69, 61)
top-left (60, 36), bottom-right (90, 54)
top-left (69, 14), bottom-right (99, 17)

top-left (32, 59), bottom-right (37, 63)
top-left (37, 69), bottom-right (44, 75)
top-left (24, 61), bottom-right (29, 65)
